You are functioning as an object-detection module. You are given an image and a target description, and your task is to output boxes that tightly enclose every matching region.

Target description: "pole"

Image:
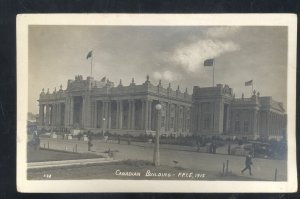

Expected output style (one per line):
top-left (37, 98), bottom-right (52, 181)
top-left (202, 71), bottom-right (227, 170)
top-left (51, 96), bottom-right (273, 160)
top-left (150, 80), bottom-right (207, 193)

top-left (153, 108), bottom-right (160, 166)
top-left (90, 54), bottom-right (93, 77)
top-left (226, 160), bottom-right (229, 174)
top-left (213, 65), bottom-right (215, 87)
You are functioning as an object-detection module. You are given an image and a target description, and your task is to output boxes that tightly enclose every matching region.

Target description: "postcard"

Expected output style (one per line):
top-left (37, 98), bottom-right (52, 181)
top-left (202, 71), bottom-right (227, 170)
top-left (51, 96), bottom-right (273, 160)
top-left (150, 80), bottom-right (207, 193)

top-left (17, 14), bottom-right (297, 192)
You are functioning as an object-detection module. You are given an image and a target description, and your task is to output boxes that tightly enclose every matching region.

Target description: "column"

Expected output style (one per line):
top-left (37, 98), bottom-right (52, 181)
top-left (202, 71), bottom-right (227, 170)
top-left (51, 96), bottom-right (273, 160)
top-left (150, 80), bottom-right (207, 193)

top-left (168, 103), bottom-right (171, 131)
top-left (45, 104), bottom-right (49, 126)
top-left (148, 100), bottom-right (152, 130)
top-left (174, 104), bottom-right (177, 132)
top-left (128, 100), bottom-right (132, 129)
top-left (64, 99), bottom-right (69, 126)
top-left (105, 101), bottom-right (109, 129)
top-left (144, 100), bottom-right (149, 131)
top-left (177, 105), bottom-right (180, 132)
top-left (165, 102), bottom-right (169, 131)
top-left (83, 95), bottom-right (92, 128)
top-left (49, 104), bottom-right (53, 126)
top-left (108, 101), bottom-right (112, 130)
top-left (82, 96), bottom-right (86, 127)
top-left (50, 105), bottom-right (54, 126)
top-left (183, 106), bottom-right (186, 132)
top-left (69, 97), bottom-right (74, 125)
top-left (93, 101), bottom-right (97, 128)
top-left (253, 109), bottom-right (258, 135)
top-left (56, 103), bottom-right (60, 126)
top-left (118, 100), bottom-right (123, 129)
top-left (54, 104), bottom-right (57, 126)
top-left (51, 104), bottom-right (56, 126)
top-left (103, 101), bottom-right (107, 129)
top-left (141, 100), bottom-right (145, 129)
top-left (116, 101), bottom-right (119, 129)
top-left (131, 100), bottom-right (135, 130)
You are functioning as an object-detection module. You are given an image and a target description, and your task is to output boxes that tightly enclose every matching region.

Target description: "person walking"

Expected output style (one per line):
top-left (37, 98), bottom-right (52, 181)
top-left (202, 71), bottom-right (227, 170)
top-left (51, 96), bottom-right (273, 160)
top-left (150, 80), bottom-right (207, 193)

top-left (241, 152), bottom-right (253, 175)
top-left (88, 136), bottom-right (93, 151)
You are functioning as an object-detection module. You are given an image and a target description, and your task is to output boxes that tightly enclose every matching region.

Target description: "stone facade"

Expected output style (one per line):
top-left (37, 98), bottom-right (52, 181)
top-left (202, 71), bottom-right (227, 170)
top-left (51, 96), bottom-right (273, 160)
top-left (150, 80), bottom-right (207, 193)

top-left (192, 84), bottom-right (287, 139)
top-left (38, 75), bottom-right (192, 136)
top-left (37, 76), bottom-right (286, 139)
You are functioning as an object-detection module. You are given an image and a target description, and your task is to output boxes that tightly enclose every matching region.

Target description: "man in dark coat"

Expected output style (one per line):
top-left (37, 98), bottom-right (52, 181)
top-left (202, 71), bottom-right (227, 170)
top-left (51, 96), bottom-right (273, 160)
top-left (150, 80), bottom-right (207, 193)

top-left (241, 152), bottom-right (253, 175)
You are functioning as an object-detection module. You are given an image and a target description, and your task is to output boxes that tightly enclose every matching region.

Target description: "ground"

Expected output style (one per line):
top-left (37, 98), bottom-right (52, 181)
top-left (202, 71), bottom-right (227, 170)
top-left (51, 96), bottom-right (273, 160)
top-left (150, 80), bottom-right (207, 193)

top-left (27, 147), bottom-right (102, 162)
top-left (28, 137), bottom-right (287, 181)
top-left (27, 159), bottom-right (255, 181)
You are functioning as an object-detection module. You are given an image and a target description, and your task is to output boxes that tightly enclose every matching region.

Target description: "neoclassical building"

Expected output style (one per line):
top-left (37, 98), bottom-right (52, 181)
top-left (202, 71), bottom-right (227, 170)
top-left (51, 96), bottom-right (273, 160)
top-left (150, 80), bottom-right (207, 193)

top-left (191, 84), bottom-right (287, 139)
top-left (38, 75), bottom-right (192, 136)
top-left (37, 75), bottom-right (286, 139)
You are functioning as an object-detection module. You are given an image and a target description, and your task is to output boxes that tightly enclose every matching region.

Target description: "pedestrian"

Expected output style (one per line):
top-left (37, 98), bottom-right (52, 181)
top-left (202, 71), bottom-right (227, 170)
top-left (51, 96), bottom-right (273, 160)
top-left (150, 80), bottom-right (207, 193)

top-left (241, 152), bottom-right (253, 175)
top-left (88, 136), bottom-right (93, 151)
top-left (228, 143), bottom-right (231, 155)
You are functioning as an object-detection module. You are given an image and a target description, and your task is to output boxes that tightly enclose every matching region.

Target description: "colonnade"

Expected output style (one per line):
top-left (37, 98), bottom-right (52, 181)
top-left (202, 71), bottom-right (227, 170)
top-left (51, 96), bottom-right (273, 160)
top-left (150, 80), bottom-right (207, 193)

top-left (92, 99), bottom-right (190, 133)
top-left (38, 97), bottom-right (191, 134)
top-left (38, 103), bottom-right (65, 127)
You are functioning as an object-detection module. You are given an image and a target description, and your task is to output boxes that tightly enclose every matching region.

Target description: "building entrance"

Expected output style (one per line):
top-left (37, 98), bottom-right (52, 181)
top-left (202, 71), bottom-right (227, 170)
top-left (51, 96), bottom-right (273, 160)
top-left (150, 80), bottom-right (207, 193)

top-left (73, 96), bottom-right (83, 127)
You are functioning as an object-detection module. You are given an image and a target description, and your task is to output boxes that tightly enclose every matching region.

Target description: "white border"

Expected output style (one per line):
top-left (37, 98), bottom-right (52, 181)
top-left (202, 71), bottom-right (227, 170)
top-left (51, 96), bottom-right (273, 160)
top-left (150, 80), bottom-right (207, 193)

top-left (17, 14), bottom-right (298, 193)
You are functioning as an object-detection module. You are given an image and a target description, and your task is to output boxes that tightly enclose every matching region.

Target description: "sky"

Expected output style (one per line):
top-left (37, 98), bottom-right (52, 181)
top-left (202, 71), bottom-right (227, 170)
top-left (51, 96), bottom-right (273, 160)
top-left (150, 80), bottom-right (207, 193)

top-left (28, 25), bottom-right (287, 114)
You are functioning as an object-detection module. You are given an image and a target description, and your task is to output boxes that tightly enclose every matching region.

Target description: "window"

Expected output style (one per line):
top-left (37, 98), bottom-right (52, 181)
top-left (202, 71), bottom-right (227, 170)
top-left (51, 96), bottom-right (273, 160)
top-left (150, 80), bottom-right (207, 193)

top-left (244, 121), bottom-right (249, 132)
top-left (161, 116), bottom-right (165, 127)
top-left (235, 121), bottom-right (240, 132)
top-left (204, 116), bottom-right (210, 129)
top-left (171, 105), bottom-right (175, 113)
top-left (170, 117), bottom-right (174, 128)
top-left (162, 105), bottom-right (165, 112)
top-left (179, 118), bottom-right (183, 128)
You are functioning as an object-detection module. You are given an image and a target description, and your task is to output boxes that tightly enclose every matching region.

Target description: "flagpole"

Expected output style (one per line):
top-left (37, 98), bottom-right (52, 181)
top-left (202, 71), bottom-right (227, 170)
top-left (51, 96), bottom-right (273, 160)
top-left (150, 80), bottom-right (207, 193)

top-left (213, 65), bottom-right (215, 87)
top-left (252, 79), bottom-right (253, 94)
top-left (91, 54), bottom-right (93, 77)
top-left (212, 59), bottom-right (215, 134)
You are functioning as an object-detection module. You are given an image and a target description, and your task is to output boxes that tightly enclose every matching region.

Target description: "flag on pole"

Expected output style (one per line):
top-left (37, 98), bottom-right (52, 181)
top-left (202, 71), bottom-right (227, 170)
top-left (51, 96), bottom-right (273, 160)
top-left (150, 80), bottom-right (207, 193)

top-left (245, 80), bottom-right (253, 86)
top-left (86, 50), bottom-right (93, 59)
top-left (204, 58), bottom-right (214, 67)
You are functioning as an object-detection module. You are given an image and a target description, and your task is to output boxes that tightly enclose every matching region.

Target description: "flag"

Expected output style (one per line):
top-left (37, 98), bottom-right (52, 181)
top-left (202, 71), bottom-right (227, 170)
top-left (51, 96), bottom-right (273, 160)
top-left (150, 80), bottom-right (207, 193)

top-left (245, 80), bottom-right (253, 86)
top-left (101, 76), bottom-right (106, 82)
top-left (204, 58), bottom-right (214, 67)
top-left (86, 50), bottom-right (93, 59)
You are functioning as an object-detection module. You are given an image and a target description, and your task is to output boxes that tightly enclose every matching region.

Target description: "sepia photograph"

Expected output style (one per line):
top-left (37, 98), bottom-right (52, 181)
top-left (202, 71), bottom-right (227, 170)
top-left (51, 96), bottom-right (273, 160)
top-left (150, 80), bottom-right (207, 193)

top-left (17, 14), bottom-right (297, 192)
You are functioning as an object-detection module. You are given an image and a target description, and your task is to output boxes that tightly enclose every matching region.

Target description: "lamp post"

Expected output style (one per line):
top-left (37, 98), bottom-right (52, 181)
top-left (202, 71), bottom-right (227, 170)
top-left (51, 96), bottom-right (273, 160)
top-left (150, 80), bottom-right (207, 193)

top-left (102, 117), bottom-right (106, 137)
top-left (153, 103), bottom-right (162, 166)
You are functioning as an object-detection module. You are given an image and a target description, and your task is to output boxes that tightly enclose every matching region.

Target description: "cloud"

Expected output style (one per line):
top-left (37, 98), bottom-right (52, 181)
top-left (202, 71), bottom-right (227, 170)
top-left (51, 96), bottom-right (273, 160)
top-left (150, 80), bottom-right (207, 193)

top-left (153, 70), bottom-right (181, 81)
top-left (205, 27), bottom-right (241, 38)
top-left (172, 39), bottom-right (240, 72)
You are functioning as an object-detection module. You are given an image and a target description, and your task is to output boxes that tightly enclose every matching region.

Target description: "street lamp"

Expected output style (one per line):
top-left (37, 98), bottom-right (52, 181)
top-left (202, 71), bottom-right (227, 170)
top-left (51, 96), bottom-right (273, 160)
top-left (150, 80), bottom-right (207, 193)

top-left (102, 117), bottom-right (106, 137)
top-left (153, 103), bottom-right (162, 166)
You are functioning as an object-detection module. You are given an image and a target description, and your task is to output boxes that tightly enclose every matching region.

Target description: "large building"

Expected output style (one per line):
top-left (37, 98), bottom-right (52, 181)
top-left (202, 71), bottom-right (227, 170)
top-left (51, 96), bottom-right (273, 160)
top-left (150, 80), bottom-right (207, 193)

top-left (192, 84), bottom-right (287, 139)
top-left (38, 75), bottom-right (192, 136)
top-left (37, 75), bottom-right (286, 139)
